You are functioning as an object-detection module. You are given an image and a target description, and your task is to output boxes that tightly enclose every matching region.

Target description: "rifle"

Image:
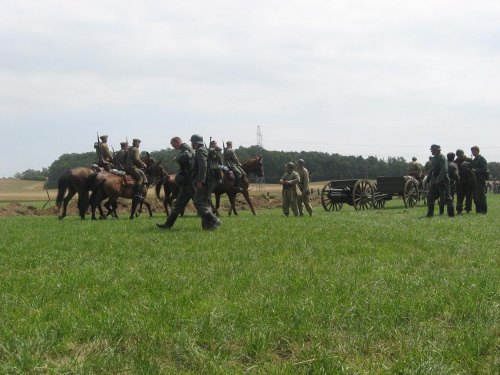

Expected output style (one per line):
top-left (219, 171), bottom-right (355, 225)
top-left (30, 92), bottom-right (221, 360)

top-left (96, 132), bottom-right (104, 166)
top-left (222, 140), bottom-right (226, 165)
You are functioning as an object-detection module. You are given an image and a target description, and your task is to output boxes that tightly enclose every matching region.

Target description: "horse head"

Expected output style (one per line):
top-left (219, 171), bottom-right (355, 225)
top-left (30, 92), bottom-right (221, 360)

top-left (241, 156), bottom-right (264, 177)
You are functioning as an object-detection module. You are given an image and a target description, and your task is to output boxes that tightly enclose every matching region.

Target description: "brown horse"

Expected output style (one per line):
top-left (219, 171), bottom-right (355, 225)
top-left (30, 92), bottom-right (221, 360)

top-left (155, 173), bottom-right (179, 216)
top-left (212, 156), bottom-right (263, 216)
top-left (82, 156), bottom-right (167, 220)
top-left (56, 167), bottom-right (95, 220)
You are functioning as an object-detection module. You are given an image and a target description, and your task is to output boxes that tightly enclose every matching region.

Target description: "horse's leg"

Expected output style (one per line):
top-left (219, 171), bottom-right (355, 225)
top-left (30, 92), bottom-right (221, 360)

top-left (242, 189), bottom-right (257, 215)
top-left (213, 193), bottom-right (220, 216)
top-left (130, 197), bottom-right (140, 219)
top-left (144, 200), bottom-right (153, 218)
top-left (103, 200), bottom-right (113, 219)
top-left (163, 185), bottom-right (170, 216)
top-left (58, 188), bottom-right (76, 220)
top-left (227, 193), bottom-right (237, 216)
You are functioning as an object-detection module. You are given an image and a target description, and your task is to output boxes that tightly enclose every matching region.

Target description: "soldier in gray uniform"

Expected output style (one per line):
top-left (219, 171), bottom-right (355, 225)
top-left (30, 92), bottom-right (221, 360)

top-left (296, 159), bottom-right (313, 217)
top-left (157, 135), bottom-right (221, 230)
top-left (439, 152), bottom-right (459, 215)
top-left (454, 149), bottom-right (473, 214)
top-left (280, 162), bottom-right (300, 217)
top-left (423, 144), bottom-right (454, 218)
top-left (470, 145), bottom-right (488, 214)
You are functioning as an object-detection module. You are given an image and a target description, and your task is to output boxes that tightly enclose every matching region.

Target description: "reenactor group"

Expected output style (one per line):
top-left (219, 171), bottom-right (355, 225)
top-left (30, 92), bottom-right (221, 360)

top-left (93, 134), bottom-right (250, 231)
top-left (409, 145), bottom-right (489, 218)
top-left (279, 159), bottom-right (313, 217)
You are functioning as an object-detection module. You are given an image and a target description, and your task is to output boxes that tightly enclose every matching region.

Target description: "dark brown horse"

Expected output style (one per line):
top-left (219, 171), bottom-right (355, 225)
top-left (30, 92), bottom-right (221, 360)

top-left (56, 167), bottom-right (95, 220)
top-left (212, 156), bottom-right (264, 216)
top-left (82, 156), bottom-right (167, 220)
top-left (155, 173), bottom-right (179, 216)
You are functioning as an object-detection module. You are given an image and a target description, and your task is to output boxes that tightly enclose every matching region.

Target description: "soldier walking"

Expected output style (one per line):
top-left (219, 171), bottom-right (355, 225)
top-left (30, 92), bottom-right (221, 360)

top-left (423, 144), bottom-right (454, 218)
top-left (296, 159), bottom-right (313, 217)
top-left (439, 152), bottom-right (459, 215)
top-left (280, 162), bottom-right (300, 217)
top-left (470, 145), bottom-right (488, 214)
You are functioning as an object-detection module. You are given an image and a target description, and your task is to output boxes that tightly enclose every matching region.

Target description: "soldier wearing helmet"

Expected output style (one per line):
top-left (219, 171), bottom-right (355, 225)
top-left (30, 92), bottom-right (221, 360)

top-left (279, 162), bottom-right (300, 217)
top-left (470, 146), bottom-right (488, 214)
top-left (125, 138), bottom-right (148, 198)
top-left (454, 149), bottom-right (473, 214)
top-left (438, 152), bottom-right (459, 215)
top-left (423, 144), bottom-right (454, 217)
top-left (296, 159), bottom-right (313, 217)
top-left (114, 141), bottom-right (129, 171)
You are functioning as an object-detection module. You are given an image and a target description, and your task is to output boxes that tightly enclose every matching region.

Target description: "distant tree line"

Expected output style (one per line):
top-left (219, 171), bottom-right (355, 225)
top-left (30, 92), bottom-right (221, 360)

top-left (20, 147), bottom-right (500, 189)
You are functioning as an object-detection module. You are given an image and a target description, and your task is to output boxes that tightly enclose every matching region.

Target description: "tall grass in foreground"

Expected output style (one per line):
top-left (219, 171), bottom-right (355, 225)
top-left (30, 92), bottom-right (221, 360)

top-left (1, 197), bottom-right (500, 374)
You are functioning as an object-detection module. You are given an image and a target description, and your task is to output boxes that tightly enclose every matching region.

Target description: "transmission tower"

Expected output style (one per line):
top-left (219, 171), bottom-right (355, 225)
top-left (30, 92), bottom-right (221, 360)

top-left (256, 126), bottom-right (265, 191)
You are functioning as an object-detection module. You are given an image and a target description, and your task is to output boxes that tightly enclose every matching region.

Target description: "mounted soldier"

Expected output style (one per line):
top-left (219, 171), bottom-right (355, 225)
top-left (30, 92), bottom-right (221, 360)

top-left (114, 141), bottom-right (129, 171)
top-left (125, 138), bottom-right (148, 199)
top-left (209, 140), bottom-right (223, 185)
top-left (224, 141), bottom-right (246, 192)
top-left (94, 134), bottom-right (114, 171)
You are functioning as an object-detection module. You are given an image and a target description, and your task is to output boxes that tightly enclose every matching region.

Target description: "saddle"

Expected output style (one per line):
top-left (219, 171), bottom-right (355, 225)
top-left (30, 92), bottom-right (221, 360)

top-left (120, 174), bottom-right (137, 187)
top-left (224, 170), bottom-right (235, 181)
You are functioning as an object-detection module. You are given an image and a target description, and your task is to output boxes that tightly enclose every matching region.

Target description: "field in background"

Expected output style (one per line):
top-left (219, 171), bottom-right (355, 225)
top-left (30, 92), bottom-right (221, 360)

top-left (1, 197), bottom-right (500, 373)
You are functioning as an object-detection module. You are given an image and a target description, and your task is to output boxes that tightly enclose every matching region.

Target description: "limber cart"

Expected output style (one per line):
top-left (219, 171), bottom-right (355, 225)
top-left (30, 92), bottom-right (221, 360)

top-left (321, 176), bottom-right (420, 212)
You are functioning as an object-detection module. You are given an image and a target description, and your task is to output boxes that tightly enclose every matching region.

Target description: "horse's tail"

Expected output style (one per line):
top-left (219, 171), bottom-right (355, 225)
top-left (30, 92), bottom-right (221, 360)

top-left (80, 172), bottom-right (98, 218)
top-left (55, 170), bottom-right (70, 209)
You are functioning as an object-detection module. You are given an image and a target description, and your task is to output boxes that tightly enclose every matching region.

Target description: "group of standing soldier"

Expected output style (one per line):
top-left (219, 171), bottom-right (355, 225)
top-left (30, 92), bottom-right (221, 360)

top-left (422, 144), bottom-right (488, 218)
top-left (279, 159), bottom-right (313, 217)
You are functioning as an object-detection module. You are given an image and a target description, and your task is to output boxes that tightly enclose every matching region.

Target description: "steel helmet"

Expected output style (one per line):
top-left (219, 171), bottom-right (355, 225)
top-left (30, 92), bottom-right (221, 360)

top-left (430, 144), bottom-right (441, 151)
top-left (190, 134), bottom-right (204, 144)
top-left (456, 149), bottom-right (465, 156)
top-left (297, 159), bottom-right (305, 165)
top-left (286, 162), bottom-right (294, 169)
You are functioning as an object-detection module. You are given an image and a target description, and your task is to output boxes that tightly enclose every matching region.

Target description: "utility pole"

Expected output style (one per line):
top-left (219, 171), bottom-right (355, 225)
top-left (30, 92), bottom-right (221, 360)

top-left (256, 126), bottom-right (265, 192)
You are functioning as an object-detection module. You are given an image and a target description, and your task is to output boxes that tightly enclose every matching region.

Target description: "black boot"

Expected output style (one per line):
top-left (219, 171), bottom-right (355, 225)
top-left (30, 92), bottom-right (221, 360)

top-left (234, 176), bottom-right (243, 192)
top-left (203, 212), bottom-right (221, 230)
top-left (156, 212), bottom-right (178, 229)
top-left (439, 205), bottom-right (444, 215)
top-left (447, 205), bottom-right (455, 217)
top-left (423, 205), bottom-right (434, 218)
top-left (134, 184), bottom-right (144, 199)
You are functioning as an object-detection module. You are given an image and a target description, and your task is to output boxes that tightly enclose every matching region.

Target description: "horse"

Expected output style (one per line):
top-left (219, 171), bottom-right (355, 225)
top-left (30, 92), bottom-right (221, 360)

top-left (81, 155), bottom-right (167, 220)
top-left (211, 156), bottom-right (263, 216)
top-left (56, 167), bottom-right (95, 220)
top-left (155, 173), bottom-right (179, 216)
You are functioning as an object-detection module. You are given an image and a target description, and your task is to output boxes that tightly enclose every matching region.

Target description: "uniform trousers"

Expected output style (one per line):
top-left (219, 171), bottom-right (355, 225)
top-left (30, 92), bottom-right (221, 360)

top-left (474, 178), bottom-right (487, 214)
top-left (456, 183), bottom-right (473, 213)
top-left (282, 188), bottom-right (298, 216)
top-left (427, 181), bottom-right (454, 216)
top-left (297, 188), bottom-right (313, 216)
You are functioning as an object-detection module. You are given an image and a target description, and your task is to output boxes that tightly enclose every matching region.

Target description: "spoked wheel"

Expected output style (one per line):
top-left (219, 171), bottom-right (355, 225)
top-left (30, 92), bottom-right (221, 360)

top-left (352, 179), bottom-right (374, 211)
top-left (403, 178), bottom-right (420, 208)
top-left (373, 198), bottom-right (386, 209)
top-left (321, 181), bottom-right (343, 212)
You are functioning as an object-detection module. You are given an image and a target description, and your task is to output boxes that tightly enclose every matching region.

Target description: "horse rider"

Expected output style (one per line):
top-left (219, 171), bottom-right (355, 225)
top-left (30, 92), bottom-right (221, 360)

top-left (296, 159), bottom-right (313, 217)
top-left (454, 149), bottom-right (473, 215)
top-left (439, 152), bottom-right (459, 215)
top-left (423, 144), bottom-right (454, 218)
top-left (95, 135), bottom-right (114, 171)
top-left (469, 145), bottom-right (488, 214)
top-left (209, 140), bottom-right (224, 185)
top-left (157, 135), bottom-right (221, 230)
top-left (407, 157), bottom-right (423, 182)
top-left (424, 156), bottom-right (433, 175)
top-left (114, 141), bottom-right (129, 171)
top-left (280, 162), bottom-right (300, 217)
top-left (224, 141), bottom-right (246, 191)
top-left (125, 138), bottom-right (147, 199)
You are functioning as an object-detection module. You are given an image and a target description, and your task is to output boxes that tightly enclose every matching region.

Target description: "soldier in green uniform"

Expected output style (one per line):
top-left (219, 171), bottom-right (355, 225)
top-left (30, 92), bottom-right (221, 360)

top-left (125, 138), bottom-right (147, 199)
top-left (209, 140), bottom-right (223, 185)
top-left (224, 141), bottom-right (245, 191)
top-left (296, 159), bottom-right (313, 217)
top-left (439, 152), bottom-right (459, 215)
top-left (423, 144), bottom-right (454, 218)
top-left (98, 135), bottom-right (114, 171)
top-left (114, 142), bottom-right (129, 171)
top-left (470, 145), bottom-right (488, 214)
top-left (156, 135), bottom-right (221, 230)
top-left (407, 157), bottom-right (422, 179)
top-left (280, 162), bottom-right (300, 217)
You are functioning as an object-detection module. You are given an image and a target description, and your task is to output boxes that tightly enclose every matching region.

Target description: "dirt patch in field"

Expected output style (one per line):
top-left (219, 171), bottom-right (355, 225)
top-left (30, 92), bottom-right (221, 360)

top-left (0, 194), bottom-right (324, 217)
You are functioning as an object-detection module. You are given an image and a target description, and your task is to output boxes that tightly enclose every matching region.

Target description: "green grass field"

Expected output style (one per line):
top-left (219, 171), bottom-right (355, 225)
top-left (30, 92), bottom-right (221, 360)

top-left (1, 197), bottom-right (500, 373)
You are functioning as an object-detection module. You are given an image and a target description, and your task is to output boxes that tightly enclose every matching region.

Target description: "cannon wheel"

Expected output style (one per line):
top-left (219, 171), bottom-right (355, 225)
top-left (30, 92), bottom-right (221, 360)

top-left (374, 197), bottom-right (386, 209)
top-left (353, 179), bottom-right (374, 211)
top-left (321, 181), bottom-right (343, 212)
top-left (403, 178), bottom-right (420, 208)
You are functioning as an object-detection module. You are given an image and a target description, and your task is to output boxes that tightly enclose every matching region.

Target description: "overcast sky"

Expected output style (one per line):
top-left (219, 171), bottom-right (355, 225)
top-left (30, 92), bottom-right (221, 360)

top-left (1, 0), bottom-right (499, 177)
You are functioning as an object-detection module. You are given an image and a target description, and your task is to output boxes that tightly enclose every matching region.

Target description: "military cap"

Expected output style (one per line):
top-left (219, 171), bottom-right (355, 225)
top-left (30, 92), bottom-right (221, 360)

top-left (430, 144), bottom-right (441, 151)
top-left (226, 141), bottom-right (233, 146)
top-left (190, 134), bottom-right (204, 144)
top-left (133, 138), bottom-right (141, 143)
top-left (210, 140), bottom-right (217, 145)
top-left (471, 145), bottom-right (480, 151)
top-left (456, 149), bottom-right (465, 156)
top-left (100, 135), bottom-right (108, 140)
top-left (412, 157), bottom-right (417, 161)
top-left (297, 159), bottom-right (305, 165)
top-left (286, 162), bottom-right (294, 169)
top-left (120, 142), bottom-right (128, 147)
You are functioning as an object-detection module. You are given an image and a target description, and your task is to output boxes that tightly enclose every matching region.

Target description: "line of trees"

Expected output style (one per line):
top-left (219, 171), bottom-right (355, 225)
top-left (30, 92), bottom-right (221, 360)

top-left (16, 147), bottom-right (500, 189)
